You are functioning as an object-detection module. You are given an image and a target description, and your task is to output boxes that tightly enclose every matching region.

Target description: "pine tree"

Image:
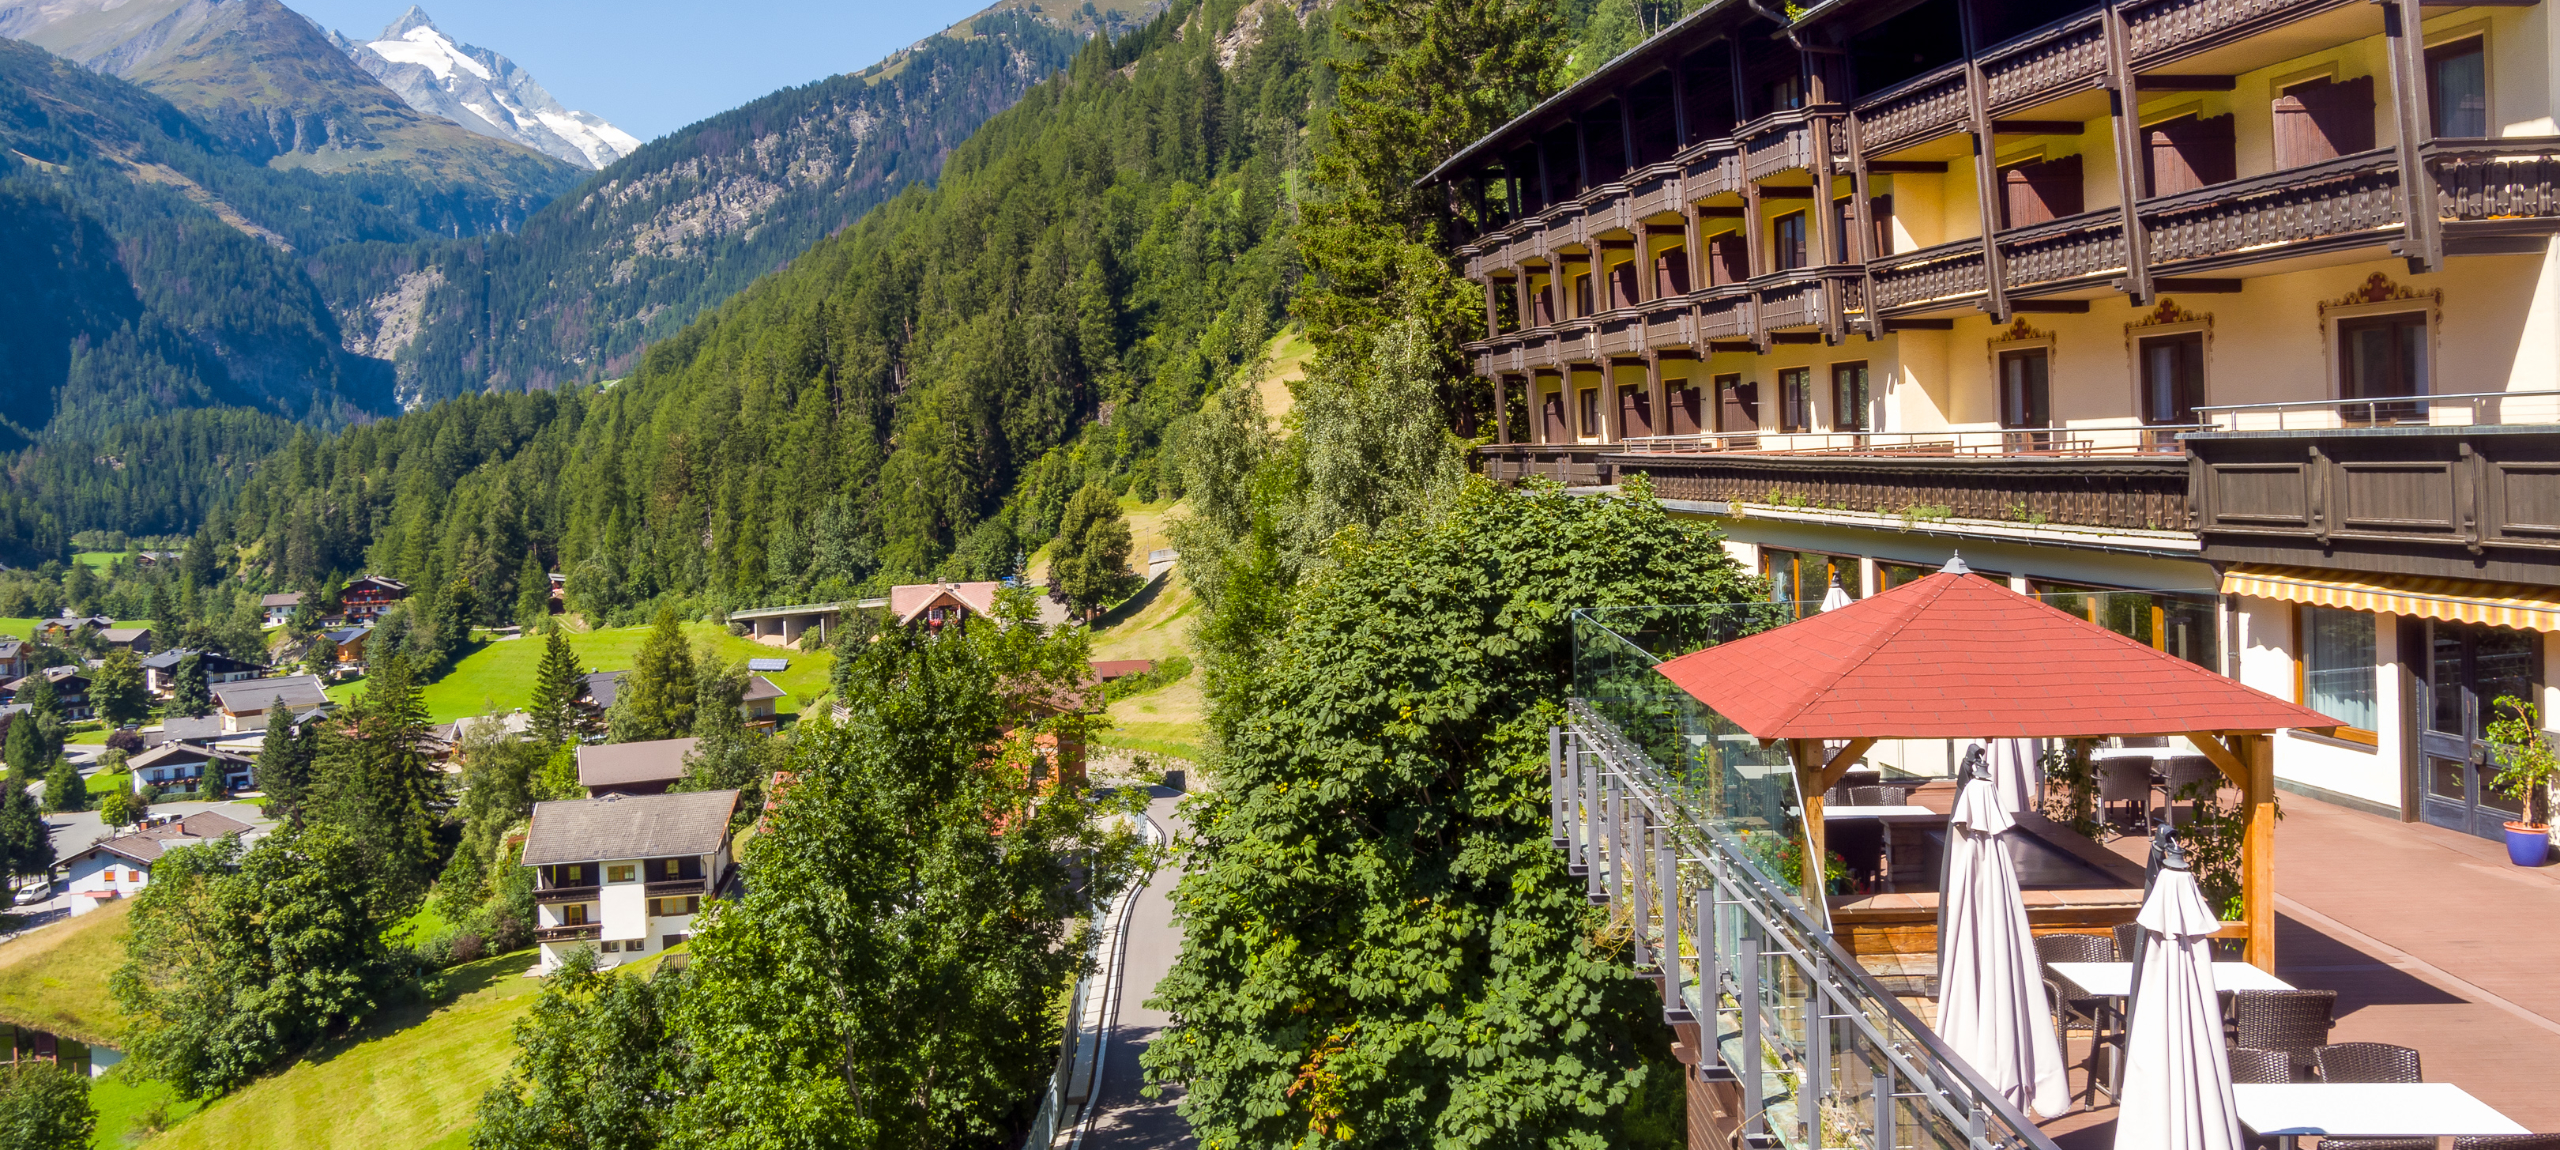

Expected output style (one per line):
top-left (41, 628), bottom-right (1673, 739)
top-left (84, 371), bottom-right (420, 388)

top-left (166, 652), bottom-right (210, 718)
top-left (0, 784), bottom-right (55, 881)
top-left (307, 656), bottom-right (440, 915)
top-left (528, 628), bottom-right (583, 746)
top-left (255, 705), bottom-right (314, 822)
top-left (1047, 485), bottom-right (1133, 617)
top-left (607, 608), bottom-right (694, 743)
top-left (4, 718), bottom-right (38, 780)
top-left (43, 757), bottom-right (83, 813)
top-left (514, 551), bottom-right (550, 627)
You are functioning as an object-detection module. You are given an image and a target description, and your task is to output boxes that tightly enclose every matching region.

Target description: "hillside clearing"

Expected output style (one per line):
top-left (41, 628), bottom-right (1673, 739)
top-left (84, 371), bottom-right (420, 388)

top-left (1090, 566), bottom-right (1205, 763)
top-left (328, 622), bottom-right (836, 724)
top-left (0, 898), bottom-right (130, 1043)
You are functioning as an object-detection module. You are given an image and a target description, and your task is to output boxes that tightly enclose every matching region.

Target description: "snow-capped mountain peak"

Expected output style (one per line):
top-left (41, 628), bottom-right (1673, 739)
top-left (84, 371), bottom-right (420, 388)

top-left (336, 7), bottom-right (641, 170)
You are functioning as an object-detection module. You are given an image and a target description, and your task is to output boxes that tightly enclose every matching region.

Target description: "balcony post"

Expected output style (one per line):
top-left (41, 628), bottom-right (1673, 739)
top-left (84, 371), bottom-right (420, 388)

top-left (1670, 65), bottom-right (1690, 151)
top-left (1494, 374), bottom-right (1512, 444)
top-left (2382, 0), bottom-right (2444, 273)
top-left (1685, 204), bottom-right (1705, 294)
top-left (1811, 117), bottom-right (1847, 345)
top-left (1845, 110), bottom-right (1883, 339)
top-left (1619, 93), bottom-right (1640, 182)
top-left (1535, 137), bottom-right (1553, 213)
top-left (1646, 352), bottom-right (1666, 440)
top-left (2102, 2), bottom-right (2155, 304)
top-left (1574, 113), bottom-right (1592, 194)
top-left (1483, 277), bottom-right (1502, 340)
top-left (1957, 3), bottom-right (2012, 320)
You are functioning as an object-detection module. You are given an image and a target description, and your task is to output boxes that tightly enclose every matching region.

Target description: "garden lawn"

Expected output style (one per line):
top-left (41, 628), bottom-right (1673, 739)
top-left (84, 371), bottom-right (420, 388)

top-left (88, 1069), bottom-right (201, 1149)
top-left (140, 948), bottom-right (552, 1150)
top-left (0, 899), bottom-right (131, 1043)
top-left (376, 622), bottom-right (836, 724)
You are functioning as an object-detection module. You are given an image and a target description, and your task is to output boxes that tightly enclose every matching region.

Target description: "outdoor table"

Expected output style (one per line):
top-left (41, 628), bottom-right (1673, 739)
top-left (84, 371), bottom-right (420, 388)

top-left (1819, 805), bottom-right (1936, 818)
top-left (2044, 960), bottom-right (2292, 997)
top-left (2090, 747), bottom-right (2219, 826)
top-left (2235, 1082), bottom-right (2527, 1149)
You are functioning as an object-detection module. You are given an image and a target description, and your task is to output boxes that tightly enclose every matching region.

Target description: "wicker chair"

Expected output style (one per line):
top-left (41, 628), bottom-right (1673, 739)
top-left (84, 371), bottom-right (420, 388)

top-left (2456, 1137), bottom-right (2560, 1149)
top-left (2099, 758), bottom-right (2155, 830)
top-left (2113, 921), bottom-right (2144, 961)
top-left (2227, 1046), bottom-right (2296, 1084)
top-left (1847, 784), bottom-right (1909, 807)
top-left (2162, 757), bottom-right (2223, 824)
top-left (2232, 990), bottom-right (2337, 1081)
top-left (2036, 933), bottom-right (2116, 1104)
top-left (2311, 1042), bottom-right (2429, 1150)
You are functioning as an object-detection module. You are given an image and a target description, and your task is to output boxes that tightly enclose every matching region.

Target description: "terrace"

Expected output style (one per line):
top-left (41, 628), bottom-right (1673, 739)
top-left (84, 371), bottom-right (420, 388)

top-left (1562, 578), bottom-right (2558, 1146)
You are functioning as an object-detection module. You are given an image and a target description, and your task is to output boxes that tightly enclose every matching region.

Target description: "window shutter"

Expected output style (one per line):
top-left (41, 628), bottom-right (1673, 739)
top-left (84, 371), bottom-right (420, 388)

top-left (2000, 154), bottom-right (2082, 228)
top-left (1543, 390), bottom-right (1569, 441)
top-left (1668, 383), bottom-right (1702, 435)
top-left (1609, 258), bottom-right (1640, 309)
top-left (2144, 115), bottom-right (2235, 197)
top-left (1655, 247), bottom-right (1691, 296)
top-left (1711, 233), bottom-right (1750, 285)
top-left (1619, 384), bottom-right (1651, 437)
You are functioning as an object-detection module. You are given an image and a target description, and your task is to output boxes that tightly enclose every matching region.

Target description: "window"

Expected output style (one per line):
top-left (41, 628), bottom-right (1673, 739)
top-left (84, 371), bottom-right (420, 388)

top-left (2302, 607), bottom-right (2378, 733)
top-left (1771, 211), bottom-right (1807, 272)
top-left (626, 937), bottom-right (646, 953)
top-left (1764, 549), bottom-right (1854, 619)
top-left (1836, 195), bottom-right (1891, 262)
top-left (1998, 348), bottom-right (2051, 431)
top-left (563, 864), bottom-right (584, 883)
top-left (1653, 241), bottom-right (1690, 296)
top-left (607, 864), bottom-right (636, 884)
top-left (601, 940), bottom-right (621, 953)
top-left (1715, 373), bottom-right (1757, 433)
top-left (2139, 331), bottom-right (2204, 426)
top-left (2337, 312), bottom-right (2427, 419)
top-left (663, 859), bottom-right (682, 877)
top-left (664, 934), bottom-right (686, 950)
top-left (563, 904), bottom-right (589, 925)
top-left (1777, 367), bottom-right (1812, 433)
top-left (2428, 37), bottom-right (2487, 139)
top-left (1573, 268), bottom-right (1594, 317)
top-left (647, 898), bottom-right (664, 917)
top-left (1707, 231), bottom-right (1749, 286)
top-left (1831, 362), bottom-right (1870, 433)
top-left (1578, 386), bottom-right (1602, 438)
top-left (1878, 562), bottom-right (1929, 591)
top-left (681, 896), bottom-right (700, 915)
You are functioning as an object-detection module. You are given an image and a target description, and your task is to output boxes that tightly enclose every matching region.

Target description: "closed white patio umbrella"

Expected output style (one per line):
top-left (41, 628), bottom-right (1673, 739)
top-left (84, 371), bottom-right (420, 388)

top-left (1821, 576), bottom-right (1854, 613)
top-left (1992, 737), bottom-right (2043, 815)
top-left (2112, 842), bottom-right (2243, 1150)
top-left (1937, 762), bottom-right (2071, 1119)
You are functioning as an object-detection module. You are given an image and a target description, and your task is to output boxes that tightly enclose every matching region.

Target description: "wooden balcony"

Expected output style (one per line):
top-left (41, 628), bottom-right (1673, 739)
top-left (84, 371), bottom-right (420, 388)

top-left (1479, 444), bottom-right (1608, 487)
top-left (1982, 13), bottom-right (2107, 112)
top-left (2142, 148), bottom-right (2402, 270)
top-left (1856, 68), bottom-right (1968, 155)
top-left (2123, 0), bottom-right (2351, 67)
top-left (1613, 449), bottom-right (2192, 533)
top-left (1742, 113), bottom-right (1822, 182)
top-left (2189, 418), bottom-right (2560, 582)
top-left (535, 924), bottom-right (601, 944)
top-left (1999, 209), bottom-right (2127, 294)
top-left (533, 884), bottom-right (598, 905)
top-left (646, 877), bottom-right (707, 898)
top-left (1870, 240), bottom-right (1988, 312)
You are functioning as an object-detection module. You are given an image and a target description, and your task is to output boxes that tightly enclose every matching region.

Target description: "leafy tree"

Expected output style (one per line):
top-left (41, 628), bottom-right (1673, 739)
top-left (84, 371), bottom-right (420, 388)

top-left (3, 717), bottom-right (40, 780)
top-left (15, 671), bottom-right (62, 750)
top-left (669, 616), bottom-right (1141, 1147)
top-left (0, 1062), bottom-right (94, 1150)
top-left (1046, 484), bottom-right (1133, 617)
top-left (0, 783), bottom-right (52, 881)
top-left (470, 950), bottom-right (692, 1150)
top-left (527, 629), bottom-right (584, 747)
top-left (1143, 480), bottom-right (1758, 1148)
top-left (90, 648), bottom-right (149, 728)
top-left (436, 715), bottom-right (546, 924)
top-left (42, 757), bottom-right (84, 813)
top-left (306, 657), bottom-right (441, 916)
top-left (253, 706), bottom-right (315, 823)
top-left (112, 825), bottom-right (415, 1100)
top-left (607, 609), bottom-right (694, 743)
top-left (513, 552), bottom-right (551, 628)
top-left (166, 652), bottom-right (211, 718)
top-left (98, 786), bottom-right (143, 831)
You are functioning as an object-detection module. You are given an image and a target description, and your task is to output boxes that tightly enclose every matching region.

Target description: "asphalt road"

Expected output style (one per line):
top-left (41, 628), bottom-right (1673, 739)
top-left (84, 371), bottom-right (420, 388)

top-left (1080, 787), bottom-right (1195, 1150)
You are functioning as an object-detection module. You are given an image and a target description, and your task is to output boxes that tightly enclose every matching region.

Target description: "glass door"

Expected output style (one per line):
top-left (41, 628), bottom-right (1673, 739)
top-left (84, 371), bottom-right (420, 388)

top-left (2418, 621), bottom-right (2542, 840)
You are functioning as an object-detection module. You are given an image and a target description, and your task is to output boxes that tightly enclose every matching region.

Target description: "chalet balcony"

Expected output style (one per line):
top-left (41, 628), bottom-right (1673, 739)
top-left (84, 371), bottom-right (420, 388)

top-left (533, 884), bottom-right (598, 905)
top-left (2188, 392), bottom-right (2560, 581)
top-left (535, 924), bottom-right (602, 944)
top-left (646, 877), bottom-right (708, 898)
top-left (1479, 444), bottom-right (1608, 488)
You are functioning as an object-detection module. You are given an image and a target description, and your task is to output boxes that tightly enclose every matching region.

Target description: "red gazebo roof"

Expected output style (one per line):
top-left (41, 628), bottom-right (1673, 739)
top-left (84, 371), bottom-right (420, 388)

top-left (1653, 570), bottom-right (2339, 738)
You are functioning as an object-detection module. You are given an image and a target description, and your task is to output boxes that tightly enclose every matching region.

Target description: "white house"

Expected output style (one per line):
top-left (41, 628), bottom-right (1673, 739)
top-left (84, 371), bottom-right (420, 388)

top-left (63, 811), bottom-right (256, 915)
top-left (125, 741), bottom-right (258, 795)
top-left (211, 674), bottom-right (330, 733)
top-left (260, 592), bottom-right (304, 628)
top-left (521, 789), bottom-right (737, 972)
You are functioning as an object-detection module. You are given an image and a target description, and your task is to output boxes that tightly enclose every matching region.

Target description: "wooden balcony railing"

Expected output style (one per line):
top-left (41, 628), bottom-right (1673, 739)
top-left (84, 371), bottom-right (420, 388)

top-left (2190, 422), bottom-right (2560, 579)
top-left (2141, 148), bottom-right (2401, 267)
top-left (1982, 14), bottom-right (2107, 111)
top-left (1870, 240), bottom-right (1988, 311)
top-left (1856, 68), bottom-right (1968, 155)
top-left (1998, 209), bottom-right (2127, 292)
top-left (2430, 140), bottom-right (2560, 221)
top-left (536, 924), bottom-right (602, 944)
top-left (2123, 0), bottom-right (2345, 64)
top-left (646, 877), bottom-right (707, 898)
top-left (1479, 444), bottom-right (1608, 487)
top-left (1613, 450), bottom-right (2192, 533)
top-left (1743, 114), bottom-right (1821, 182)
top-left (534, 884), bottom-right (598, 905)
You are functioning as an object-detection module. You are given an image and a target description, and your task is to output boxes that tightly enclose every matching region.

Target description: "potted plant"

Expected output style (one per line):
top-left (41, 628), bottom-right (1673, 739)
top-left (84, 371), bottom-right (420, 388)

top-left (2485, 695), bottom-right (2557, 867)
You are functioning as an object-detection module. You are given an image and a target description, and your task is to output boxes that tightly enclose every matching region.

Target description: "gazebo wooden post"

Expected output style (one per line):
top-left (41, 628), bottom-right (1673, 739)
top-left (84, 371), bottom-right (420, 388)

top-left (2243, 732), bottom-right (2277, 971)
top-left (1792, 739), bottom-right (1827, 907)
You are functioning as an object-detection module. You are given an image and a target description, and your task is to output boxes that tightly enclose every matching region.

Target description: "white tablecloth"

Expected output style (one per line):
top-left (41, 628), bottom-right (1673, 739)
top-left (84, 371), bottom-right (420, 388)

top-left (2233, 1082), bottom-right (2527, 1137)
top-left (2045, 960), bottom-right (2292, 997)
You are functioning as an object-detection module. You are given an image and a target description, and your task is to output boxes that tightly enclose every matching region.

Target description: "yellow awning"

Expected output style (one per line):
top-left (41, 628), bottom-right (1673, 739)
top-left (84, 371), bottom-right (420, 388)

top-left (2221, 565), bottom-right (2560, 634)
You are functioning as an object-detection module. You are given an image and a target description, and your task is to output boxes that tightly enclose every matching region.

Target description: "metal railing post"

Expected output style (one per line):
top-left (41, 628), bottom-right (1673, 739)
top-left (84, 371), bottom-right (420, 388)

top-left (1806, 953), bottom-right (1830, 1148)
top-left (1660, 829), bottom-right (1682, 1017)
top-left (1696, 891), bottom-right (1719, 1068)
top-left (1549, 727), bottom-right (1567, 847)
top-left (1631, 809), bottom-right (1653, 970)
top-left (1583, 749), bottom-right (1602, 894)
top-left (1739, 929), bottom-right (1762, 1139)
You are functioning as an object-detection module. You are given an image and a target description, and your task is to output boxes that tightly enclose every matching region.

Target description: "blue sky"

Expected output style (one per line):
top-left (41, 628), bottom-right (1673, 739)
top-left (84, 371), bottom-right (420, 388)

top-left (285, 0), bottom-right (1001, 143)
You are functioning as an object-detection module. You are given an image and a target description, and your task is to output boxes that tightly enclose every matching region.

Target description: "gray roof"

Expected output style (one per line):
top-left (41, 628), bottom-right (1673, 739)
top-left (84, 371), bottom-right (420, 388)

top-left (87, 811), bottom-right (257, 865)
top-left (143, 648), bottom-right (266, 673)
top-left (742, 675), bottom-right (785, 703)
top-left (519, 790), bottom-right (739, 866)
top-left (212, 675), bottom-right (329, 714)
top-left (260, 592), bottom-right (305, 608)
top-left (147, 715), bottom-right (227, 746)
top-left (579, 669), bottom-right (628, 709)
top-left (577, 737), bottom-right (699, 788)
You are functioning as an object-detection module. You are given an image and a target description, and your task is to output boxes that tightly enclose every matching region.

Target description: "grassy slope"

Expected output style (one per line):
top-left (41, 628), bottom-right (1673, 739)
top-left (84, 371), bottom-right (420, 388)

top-left (0, 899), bottom-right (131, 1043)
top-left (328, 622), bottom-right (837, 724)
top-left (142, 948), bottom-right (564, 1150)
top-left (1089, 564), bottom-right (1203, 763)
top-left (0, 617), bottom-right (157, 639)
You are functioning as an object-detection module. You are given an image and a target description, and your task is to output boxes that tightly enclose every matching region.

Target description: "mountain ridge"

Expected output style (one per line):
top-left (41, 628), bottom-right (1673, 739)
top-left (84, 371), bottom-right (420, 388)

top-left (334, 5), bottom-right (641, 170)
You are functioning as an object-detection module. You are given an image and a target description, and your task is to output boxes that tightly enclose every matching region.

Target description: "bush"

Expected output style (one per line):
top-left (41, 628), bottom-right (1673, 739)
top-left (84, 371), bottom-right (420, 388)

top-left (104, 729), bottom-right (143, 754)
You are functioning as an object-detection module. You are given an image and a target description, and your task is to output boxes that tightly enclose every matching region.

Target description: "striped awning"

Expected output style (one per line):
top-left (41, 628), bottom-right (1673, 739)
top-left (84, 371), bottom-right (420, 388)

top-left (2220, 565), bottom-right (2560, 634)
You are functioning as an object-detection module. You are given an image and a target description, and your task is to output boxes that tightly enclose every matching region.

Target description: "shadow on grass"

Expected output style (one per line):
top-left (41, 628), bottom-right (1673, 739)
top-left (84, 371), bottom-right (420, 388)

top-left (292, 947), bottom-right (538, 1070)
top-left (1092, 569), bottom-right (1170, 631)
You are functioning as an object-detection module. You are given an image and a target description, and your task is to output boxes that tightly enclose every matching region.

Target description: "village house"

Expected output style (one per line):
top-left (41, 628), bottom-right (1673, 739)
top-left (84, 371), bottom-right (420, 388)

top-left (140, 648), bottom-right (268, 696)
top-left (125, 741), bottom-right (258, 795)
top-left (4, 666), bottom-right (93, 720)
top-left (259, 592), bottom-right (305, 628)
top-left (522, 789), bottom-right (738, 972)
top-left (98, 627), bottom-right (152, 655)
top-left (64, 811), bottom-right (256, 915)
top-left (576, 737), bottom-right (698, 797)
top-left (35, 615), bottom-right (112, 645)
top-left (726, 582), bottom-right (1072, 648)
top-left (211, 674), bottom-right (330, 733)
top-left (0, 638), bottom-right (29, 683)
top-left (339, 575), bottom-right (408, 621)
top-left (741, 674), bottom-right (785, 729)
top-left (320, 623), bottom-right (372, 674)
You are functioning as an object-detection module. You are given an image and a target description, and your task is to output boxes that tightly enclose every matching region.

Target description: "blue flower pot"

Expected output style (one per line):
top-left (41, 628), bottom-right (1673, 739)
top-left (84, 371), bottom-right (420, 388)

top-left (2504, 822), bottom-right (2550, 867)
